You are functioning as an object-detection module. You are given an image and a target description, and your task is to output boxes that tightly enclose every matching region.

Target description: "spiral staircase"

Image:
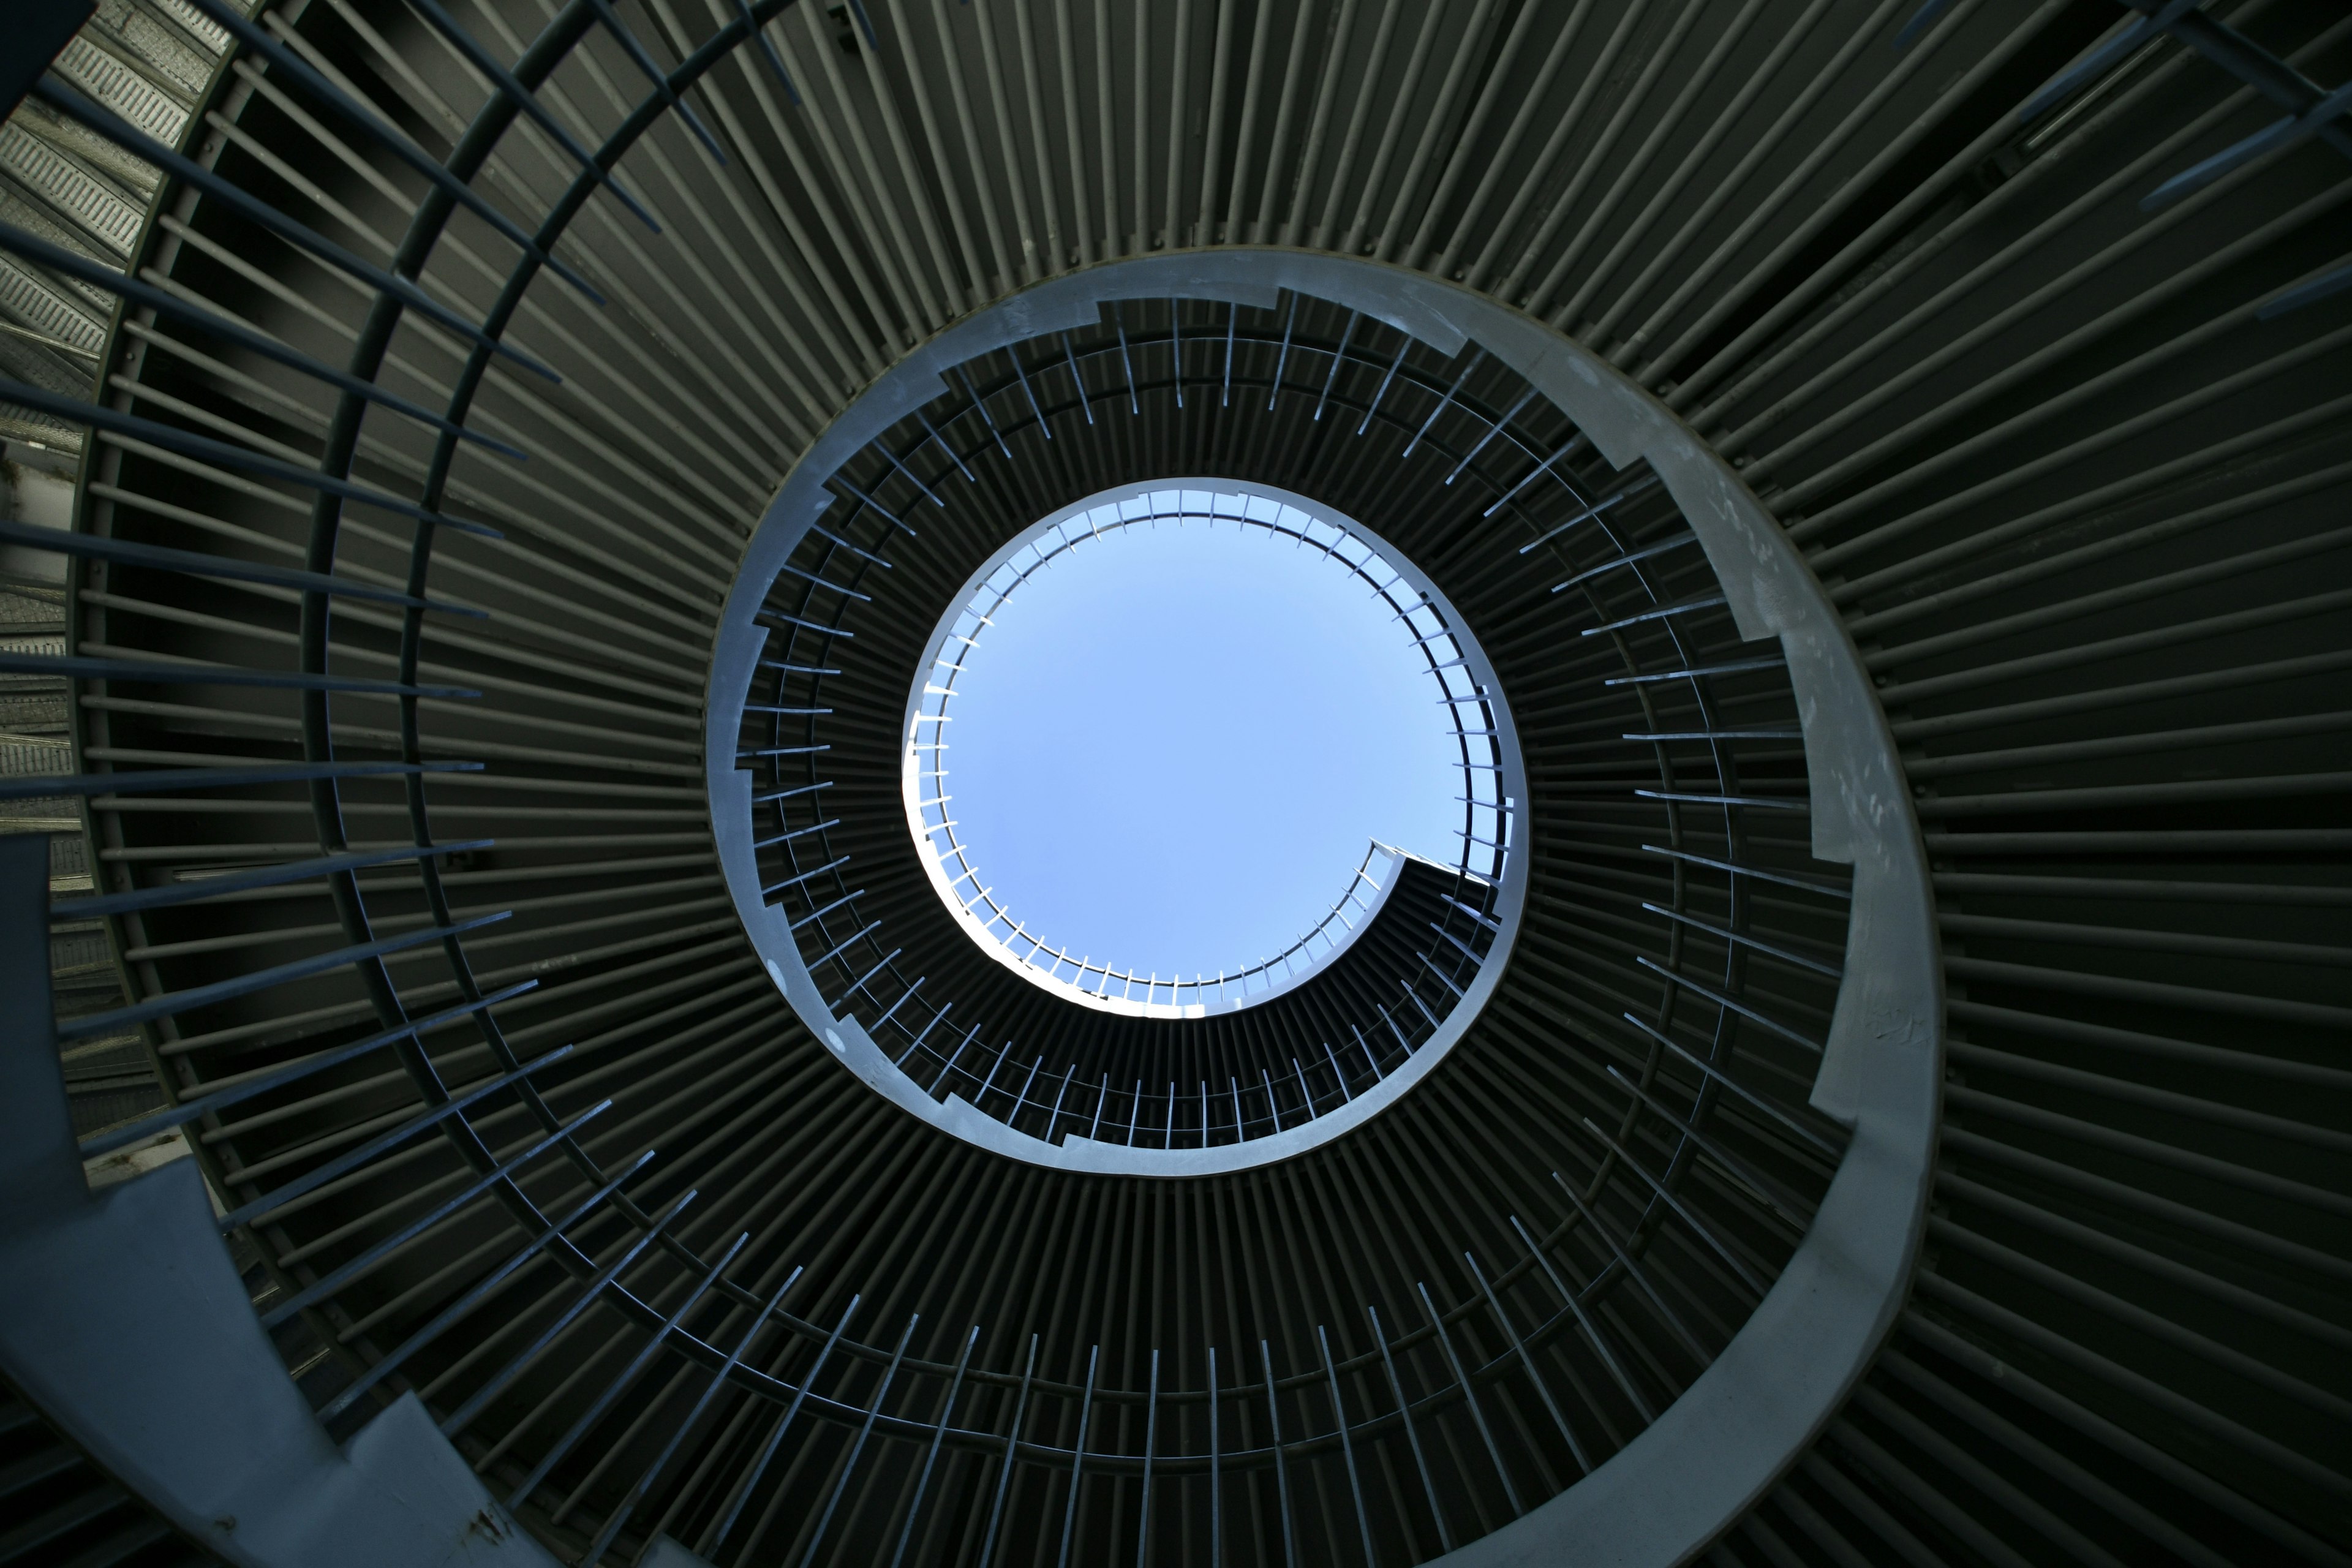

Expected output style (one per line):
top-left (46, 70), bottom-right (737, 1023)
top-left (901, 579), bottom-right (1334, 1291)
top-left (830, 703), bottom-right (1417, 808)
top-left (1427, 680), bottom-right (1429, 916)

top-left (0, 0), bottom-right (2345, 1564)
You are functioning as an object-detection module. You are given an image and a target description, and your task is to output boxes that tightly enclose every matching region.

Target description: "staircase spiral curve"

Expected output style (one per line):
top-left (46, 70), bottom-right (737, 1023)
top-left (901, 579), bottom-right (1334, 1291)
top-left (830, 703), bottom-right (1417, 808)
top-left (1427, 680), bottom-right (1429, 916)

top-left (0, 0), bottom-right (2344, 1565)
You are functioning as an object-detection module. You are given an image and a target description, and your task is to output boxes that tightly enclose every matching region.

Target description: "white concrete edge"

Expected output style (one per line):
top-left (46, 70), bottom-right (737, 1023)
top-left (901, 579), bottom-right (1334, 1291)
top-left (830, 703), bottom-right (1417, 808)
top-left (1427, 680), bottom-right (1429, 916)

top-left (710, 309), bottom-right (1533, 1180)
top-left (703, 252), bottom-right (1940, 1564)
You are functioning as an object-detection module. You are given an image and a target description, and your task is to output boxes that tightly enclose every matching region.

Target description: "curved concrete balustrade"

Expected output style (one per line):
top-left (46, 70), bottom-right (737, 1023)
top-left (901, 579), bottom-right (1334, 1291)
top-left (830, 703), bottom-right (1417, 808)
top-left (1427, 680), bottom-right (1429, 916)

top-left (0, 835), bottom-right (562, 1568)
top-left (710, 252), bottom-right (1941, 1558)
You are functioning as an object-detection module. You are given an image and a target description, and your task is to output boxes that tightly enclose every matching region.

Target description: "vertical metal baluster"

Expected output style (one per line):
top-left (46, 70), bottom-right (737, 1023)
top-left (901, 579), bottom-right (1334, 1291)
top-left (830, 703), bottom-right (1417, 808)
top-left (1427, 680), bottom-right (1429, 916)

top-left (19, 79), bottom-right (539, 371)
top-left (935, 1022), bottom-right (982, 1091)
top-left (1313, 311), bottom-right (1360, 420)
top-left (1055, 1345), bottom-right (1101, 1568)
top-left (1416, 1282), bottom-right (1523, 1514)
top-left (262, 1098), bottom-right (609, 1329)
top-left (1464, 1251), bottom-right (1589, 1474)
top-left (581, 1264), bottom-right (807, 1564)
top-left (872, 437), bottom-right (947, 510)
top-left (1602, 1063), bottom-right (1815, 1230)
top-left (1549, 1171), bottom-right (1711, 1367)
top-left (1517, 490), bottom-right (1634, 556)
top-left (1223, 303), bottom-right (1237, 406)
top-left (1509, 1215), bottom-right (1654, 1420)
top-left (1114, 303), bottom-right (1142, 413)
top-left (1443, 386), bottom-right (1539, 485)
top-left (957, 366), bottom-right (1014, 460)
top-left (1207, 1346), bottom-right (1221, 1568)
top-left (916, 409), bottom-right (976, 483)
top-left (1402, 350), bottom-right (1485, 459)
top-left (1578, 1118), bottom-right (1766, 1295)
top-left (578, 0), bottom-right (728, 162)
top-left (728, 0), bottom-right (801, 103)
top-left (1624, 1016), bottom-right (1843, 1156)
top-left (175, 0), bottom-right (604, 298)
top-left (510, 1233), bottom-right (752, 1510)
top-left (1318, 1325), bottom-right (1378, 1565)
top-left (366, 0), bottom-right (660, 228)
top-left (1324, 1042), bottom-right (1354, 1101)
top-left (1009, 346), bottom-right (1053, 436)
top-left (1483, 437), bottom-right (1582, 518)
top-left (977, 1335), bottom-right (1040, 1568)
top-left (977, 1044), bottom-right (1011, 1107)
top-left (1059, 331), bottom-right (1096, 424)
top-left (430, 1185), bottom-right (695, 1436)
top-left (1368, 1305), bottom-right (1451, 1552)
top-left (709, 1293), bottom-right (865, 1552)
top-left (799, 1314), bottom-right (922, 1566)
top-left (1135, 1348), bottom-right (1159, 1567)
top-left (1357, 337), bottom-right (1412, 435)
top-left (1267, 295), bottom-right (1298, 411)
top-left (1261, 1341), bottom-right (1297, 1567)
top-left (1171, 300), bottom-right (1185, 409)
top-left (894, 998), bottom-right (952, 1068)
top-left (1010, 1057), bottom-right (1046, 1129)
top-left (889, 1325), bottom-right (979, 1568)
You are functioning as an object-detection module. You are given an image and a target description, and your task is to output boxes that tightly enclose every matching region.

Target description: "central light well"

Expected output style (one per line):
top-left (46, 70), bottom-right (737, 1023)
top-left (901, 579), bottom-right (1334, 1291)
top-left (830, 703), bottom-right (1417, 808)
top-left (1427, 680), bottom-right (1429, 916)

top-left (707, 276), bottom-right (1566, 1176)
top-left (905, 484), bottom-right (1491, 1018)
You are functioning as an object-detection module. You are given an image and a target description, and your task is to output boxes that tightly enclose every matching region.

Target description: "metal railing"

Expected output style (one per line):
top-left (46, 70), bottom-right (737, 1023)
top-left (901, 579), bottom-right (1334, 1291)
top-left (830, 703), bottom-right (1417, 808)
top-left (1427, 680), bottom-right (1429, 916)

top-left (907, 483), bottom-right (1509, 1022)
top-left (0, 2), bottom-right (1905, 1562)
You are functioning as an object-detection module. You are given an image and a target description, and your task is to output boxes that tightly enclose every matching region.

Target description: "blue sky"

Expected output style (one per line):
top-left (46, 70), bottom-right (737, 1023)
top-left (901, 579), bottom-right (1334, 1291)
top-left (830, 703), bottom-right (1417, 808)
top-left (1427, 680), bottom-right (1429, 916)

top-left (940, 514), bottom-right (1464, 982)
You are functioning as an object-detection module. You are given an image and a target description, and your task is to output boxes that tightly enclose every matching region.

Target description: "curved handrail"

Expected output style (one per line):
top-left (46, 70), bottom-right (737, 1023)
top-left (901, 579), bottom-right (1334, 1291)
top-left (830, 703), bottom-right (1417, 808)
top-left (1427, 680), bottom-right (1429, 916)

top-left (710, 251), bottom-right (1940, 1563)
top-left (903, 481), bottom-right (1503, 1019)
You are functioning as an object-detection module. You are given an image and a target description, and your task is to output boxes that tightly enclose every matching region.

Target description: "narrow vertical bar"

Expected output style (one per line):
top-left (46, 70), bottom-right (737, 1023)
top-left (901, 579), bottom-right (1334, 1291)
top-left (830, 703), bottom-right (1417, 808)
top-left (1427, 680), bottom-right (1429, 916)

top-left (799, 1314), bottom-right (922, 1566)
top-left (1401, 350), bottom-right (1485, 459)
top-left (977, 1335), bottom-right (1041, 1568)
top-left (1261, 1341), bottom-right (1297, 1567)
top-left (1266, 295), bottom-right (1298, 411)
top-left (957, 366), bottom-right (1014, 459)
top-left (1059, 332), bottom-right (1096, 424)
top-left (710, 1293), bottom-right (864, 1551)
top-left (1465, 1251), bottom-right (1589, 1473)
top-left (1509, 1214), bottom-right (1653, 1420)
top-left (1549, 1171), bottom-right (1709, 1366)
top-left (1313, 310), bottom-right (1359, 421)
top-left (1208, 1345), bottom-right (1223, 1568)
top-left (510, 1234), bottom-right (751, 1510)
top-left (430, 1185), bottom-right (693, 1436)
top-left (582, 1262), bottom-right (805, 1564)
top-left (1417, 1282), bottom-right (1523, 1514)
top-left (1368, 1305), bottom-right (1451, 1551)
top-left (889, 1326), bottom-right (981, 1568)
top-left (1170, 299), bottom-right (1185, 409)
top-left (1318, 1325), bottom-right (1378, 1566)
top-left (1009, 345), bottom-right (1054, 436)
top-left (1055, 1344), bottom-right (1101, 1568)
top-left (1223, 303), bottom-right (1237, 406)
top-left (1357, 337), bottom-right (1411, 435)
top-left (1114, 303), bottom-right (1142, 413)
top-left (1135, 1348), bottom-right (1160, 1567)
